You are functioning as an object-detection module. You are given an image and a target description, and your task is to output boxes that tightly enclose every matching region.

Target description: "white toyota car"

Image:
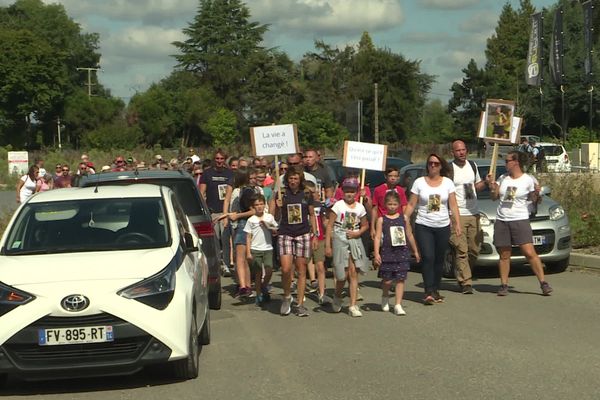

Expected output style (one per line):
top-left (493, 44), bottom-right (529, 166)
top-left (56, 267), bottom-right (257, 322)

top-left (0, 184), bottom-right (209, 386)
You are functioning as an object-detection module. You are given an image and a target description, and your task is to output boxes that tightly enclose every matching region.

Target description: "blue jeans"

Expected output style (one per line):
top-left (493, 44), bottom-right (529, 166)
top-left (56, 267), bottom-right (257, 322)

top-left (414, 223), bottom-right (451, 294)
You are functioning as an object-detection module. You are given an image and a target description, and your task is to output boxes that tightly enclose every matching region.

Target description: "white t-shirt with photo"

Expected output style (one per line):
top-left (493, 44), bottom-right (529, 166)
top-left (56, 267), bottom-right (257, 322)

top-left (331, 200), bottom-right (366, 231)
top-left (243, 213), bottom-right (278, 251)
top-left (452, 161), bottom-right (482, 216)
top-left (496, 173), bottom-right (536, 221)
top-left (411, 176), bottom-right (455, 228)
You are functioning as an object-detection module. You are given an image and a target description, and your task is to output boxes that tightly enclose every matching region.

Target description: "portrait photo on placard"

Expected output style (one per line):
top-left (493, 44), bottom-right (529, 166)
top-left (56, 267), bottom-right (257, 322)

top-left (477, 99), bottom-right (521, 144)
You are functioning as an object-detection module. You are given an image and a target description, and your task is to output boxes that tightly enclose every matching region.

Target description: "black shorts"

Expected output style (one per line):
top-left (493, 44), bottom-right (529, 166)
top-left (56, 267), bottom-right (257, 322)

top-left (493, 219), bottom-right (533, 248)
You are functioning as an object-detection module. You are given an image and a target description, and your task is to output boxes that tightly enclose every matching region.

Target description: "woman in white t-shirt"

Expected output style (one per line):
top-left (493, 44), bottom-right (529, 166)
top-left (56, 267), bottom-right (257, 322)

top-left (16, 165), bottom-right (39, 203)
top-left (488, 151), bottom-right (552, 296)
top-left (404, 154), bottom-right (461, 305)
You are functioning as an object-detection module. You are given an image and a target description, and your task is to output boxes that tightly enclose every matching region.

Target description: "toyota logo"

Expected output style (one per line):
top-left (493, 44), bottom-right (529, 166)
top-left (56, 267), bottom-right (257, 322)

top-left (61, 295), bottom-right (90, 312)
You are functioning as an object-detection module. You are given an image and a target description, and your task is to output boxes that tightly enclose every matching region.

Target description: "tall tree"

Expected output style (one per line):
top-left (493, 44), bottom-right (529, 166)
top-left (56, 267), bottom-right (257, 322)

top-left (0, 0), bottom-right (105, 147)
top-left (172, 0), bottom-right (268, 115)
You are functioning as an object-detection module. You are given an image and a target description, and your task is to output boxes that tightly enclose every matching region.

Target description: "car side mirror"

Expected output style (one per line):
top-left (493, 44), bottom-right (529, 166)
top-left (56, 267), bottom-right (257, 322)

top-left (183, 232), bottom-right (199, 252)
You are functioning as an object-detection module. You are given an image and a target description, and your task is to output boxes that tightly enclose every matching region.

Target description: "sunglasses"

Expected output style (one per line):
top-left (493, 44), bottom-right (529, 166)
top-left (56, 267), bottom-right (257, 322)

top-left (428, 161), bottom-right (441, 167)
top-left (62, 168), bottom-right (69, 172)
top-left (280, 167), bottom-right (288, 171)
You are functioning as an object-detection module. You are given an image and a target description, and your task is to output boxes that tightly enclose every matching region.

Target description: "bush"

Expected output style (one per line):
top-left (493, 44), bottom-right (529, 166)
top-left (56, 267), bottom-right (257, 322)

top-left (542, 172), bottom-right (600, 248)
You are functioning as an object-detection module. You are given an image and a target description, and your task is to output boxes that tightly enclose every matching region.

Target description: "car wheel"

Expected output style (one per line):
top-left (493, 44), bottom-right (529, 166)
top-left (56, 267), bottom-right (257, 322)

top-left (546, 257), bottom-right (569, 273)
top-left (442, 247), bottom-right (457, 279)
top-left (200, 308), bottom-right (211, 345)
top-left (208, 287), bottom-right (221, 310)
top-left (172, 311), bottom-right (200, 380)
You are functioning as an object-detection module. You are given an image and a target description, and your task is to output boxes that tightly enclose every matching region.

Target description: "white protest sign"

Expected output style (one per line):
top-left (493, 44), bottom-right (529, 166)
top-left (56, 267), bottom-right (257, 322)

top-left (250, 124), bottom-right (299, 157)
top-left (343, 141), bottom-right (388, 171)
top-left (8, 151), bottom-right (29, 175)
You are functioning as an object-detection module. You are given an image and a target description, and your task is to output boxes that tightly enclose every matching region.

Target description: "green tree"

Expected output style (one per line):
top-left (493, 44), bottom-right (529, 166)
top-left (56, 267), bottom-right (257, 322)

top-left (82, 120), bottom-right (143, 150)
top-left (206, 108), bottom-right (239, 148)
top-left (448, 59), bottom-right (490, 136)
top-left (172, 0), bottom-right (268, 114)
top-left (0, 0), bottom-right (103, 147)
top-left (127, 85), bottom-right (178, 147)
top-left (63, 90), bottom-right (124, 147)
top-left (281, 103), bottom-right (349, 150)
top-left (414, 99), bottom-right (455, 143)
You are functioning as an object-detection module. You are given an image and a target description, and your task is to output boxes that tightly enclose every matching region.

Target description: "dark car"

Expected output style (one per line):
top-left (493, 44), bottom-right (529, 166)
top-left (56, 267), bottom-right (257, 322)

top-left (324, 157), bottom-right (411, 191)
top-left (80, 170), bottom-right (222, 309)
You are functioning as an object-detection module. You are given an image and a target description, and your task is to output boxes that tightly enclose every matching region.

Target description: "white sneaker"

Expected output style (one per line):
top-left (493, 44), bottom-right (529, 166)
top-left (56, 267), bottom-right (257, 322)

top-left (356, 287), bottom-right (363, 301)
top-left (349, 305), bottom-right (363, 317)
top-left (381, 296), bottom-right (389, 312)
top-left (394, 304), bottom-right (406, 316)
top-left (332, 296), bottom-right (342, 313)
top-left (318, 294), bottom-right (332, 305)
top-left (280, 296), bottom-right (292, 316)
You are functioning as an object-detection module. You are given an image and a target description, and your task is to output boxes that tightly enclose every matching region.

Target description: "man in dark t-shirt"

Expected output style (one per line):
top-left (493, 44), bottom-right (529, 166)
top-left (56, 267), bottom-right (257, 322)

top-left (199, 150), bottom-right (234, 275)
top-left (303, 149), bottom-right (333, 202)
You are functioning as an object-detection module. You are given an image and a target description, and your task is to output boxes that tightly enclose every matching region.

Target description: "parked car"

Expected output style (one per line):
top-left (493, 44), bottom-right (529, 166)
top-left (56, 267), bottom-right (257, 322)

top-left (400, 159), bottom-right (572, 277)
top-left (537, 142), bottom-right (571, 172)
top-left (0, 185), bottom-right (210, 384)
top-left (324, 157), bottom-right (411, 191)
top-left (80, 169), bottom-right (222, 309)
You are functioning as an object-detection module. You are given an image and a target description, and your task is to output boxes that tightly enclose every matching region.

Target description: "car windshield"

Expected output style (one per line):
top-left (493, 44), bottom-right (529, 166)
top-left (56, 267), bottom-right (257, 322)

top-left (2, 197), bottom-right (170, 255)
top-left (541, 145), bottom-right (564, 156)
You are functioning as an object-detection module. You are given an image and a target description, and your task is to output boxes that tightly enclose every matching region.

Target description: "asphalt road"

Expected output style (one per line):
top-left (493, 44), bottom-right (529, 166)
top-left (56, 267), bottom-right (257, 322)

top-left (0, 191), bottom-right (18, 217)
top-left (1, 267), bottom-right (599, 400)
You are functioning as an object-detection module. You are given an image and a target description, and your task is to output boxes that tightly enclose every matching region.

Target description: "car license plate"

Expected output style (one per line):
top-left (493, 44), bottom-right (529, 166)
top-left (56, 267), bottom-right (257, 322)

top-left (38, 326), bottom-right (114, 346)
top-left (533, 235), bottom-right (546, 245)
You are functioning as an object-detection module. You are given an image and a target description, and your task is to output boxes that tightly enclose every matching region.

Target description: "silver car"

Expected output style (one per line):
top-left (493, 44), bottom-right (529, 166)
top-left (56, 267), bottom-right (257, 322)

top-left (400, 159), bottom-right (572, 277)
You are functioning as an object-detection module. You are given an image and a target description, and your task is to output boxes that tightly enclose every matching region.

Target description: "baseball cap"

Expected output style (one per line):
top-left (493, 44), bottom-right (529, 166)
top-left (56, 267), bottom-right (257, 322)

top-left (341, 177), bottom-right (359, 190)
top-left (155, 154), bottom-right (163, 160)
top-left (38, 168), bottom-right (47, 177)
top-left (191, 155), bottom-right (200, 163)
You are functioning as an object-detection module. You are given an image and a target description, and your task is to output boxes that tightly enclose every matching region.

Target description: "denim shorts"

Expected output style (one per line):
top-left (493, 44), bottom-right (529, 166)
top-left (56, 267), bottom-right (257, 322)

top-left (233, 219), bottom-right (247, 246)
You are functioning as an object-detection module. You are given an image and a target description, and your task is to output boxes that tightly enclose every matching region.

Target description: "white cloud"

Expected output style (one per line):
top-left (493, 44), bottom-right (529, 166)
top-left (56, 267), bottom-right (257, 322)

top-left (459, 11), bottom-right (498, 34)
top-left (436, 49), bottom-right (483, 70)
top-left (420, 0), bottom-right (480, 10)
top-left (248, 0), bottom-right (404, 36)
top-left (41, 0), bottom-right (197, 26)
top-left (102, 26), bottom-right (184, 60)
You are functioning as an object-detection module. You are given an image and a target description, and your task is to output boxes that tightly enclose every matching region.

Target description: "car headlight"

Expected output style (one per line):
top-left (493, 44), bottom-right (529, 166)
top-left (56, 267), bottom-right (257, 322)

top-left (0, 282), bottom-right (35, 317)
top-left (118, 264), bottom-right (176, 310)
top-left (479, 213), bottom-right (492, 226)
top-left (549, 205), bottom-right (565, 221)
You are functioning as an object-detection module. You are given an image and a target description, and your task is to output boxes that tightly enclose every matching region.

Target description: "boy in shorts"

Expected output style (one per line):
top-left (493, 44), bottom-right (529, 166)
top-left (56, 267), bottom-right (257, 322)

top-left (244, 194), bottom-right (279, 304)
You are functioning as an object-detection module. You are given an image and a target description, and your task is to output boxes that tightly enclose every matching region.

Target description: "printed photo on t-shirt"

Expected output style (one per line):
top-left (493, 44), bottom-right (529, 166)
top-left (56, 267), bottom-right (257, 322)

top-left (287, 204), bottom-right (303, 224)
top-left (342, 211), bottom-right (358, 230)
top-left (464, 183), bottom-right (475, 200)
top-left (390, 225), bottom-right (406, 247)
top-left (218, 184), bottom-right (228, 201)
top-left (503, 186), bottom-right (517, 202)
top-left (427, 194), bottom-right (441, 212)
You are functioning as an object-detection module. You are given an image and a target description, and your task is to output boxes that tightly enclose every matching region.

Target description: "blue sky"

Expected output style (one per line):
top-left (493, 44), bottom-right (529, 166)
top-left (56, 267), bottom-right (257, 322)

top-left (2, 0), bottom-right (557, 102)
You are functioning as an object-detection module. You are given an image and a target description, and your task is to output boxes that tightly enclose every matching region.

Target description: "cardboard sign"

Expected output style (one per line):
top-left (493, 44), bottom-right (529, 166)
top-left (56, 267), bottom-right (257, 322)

top-left (342, 141), bottom-right (387, 171)
top-left (8, 151), bottom-right (29, 175)
top-left (250, 124), bottom-right (299, 157)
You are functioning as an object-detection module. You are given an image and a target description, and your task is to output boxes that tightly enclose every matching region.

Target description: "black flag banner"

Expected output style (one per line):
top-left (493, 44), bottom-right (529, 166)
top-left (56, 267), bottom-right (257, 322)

top-left (526, 12), bottom-right (543, 87)
top-left (583, 0), bottom-right (594, 82)
top-left (550, 7), bottom-right (564, 86)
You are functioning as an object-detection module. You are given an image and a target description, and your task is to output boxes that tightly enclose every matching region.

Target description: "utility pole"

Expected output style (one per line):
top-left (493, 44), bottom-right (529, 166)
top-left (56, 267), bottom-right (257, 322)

top-left (374, 83), bottom-right (379, 144)
top-left (357, 99), bottom-right (363, 141)
top-left (76, 67), bottom-right (101, 98)
top-left (57, 117), bottom-right (62, 151)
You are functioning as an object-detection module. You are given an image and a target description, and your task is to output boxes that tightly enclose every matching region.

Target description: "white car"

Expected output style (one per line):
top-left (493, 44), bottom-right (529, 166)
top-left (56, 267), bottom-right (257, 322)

top-left (0, 184), bottom-right (209, 385)
top-left (537, 142), bottom-right (572, 172)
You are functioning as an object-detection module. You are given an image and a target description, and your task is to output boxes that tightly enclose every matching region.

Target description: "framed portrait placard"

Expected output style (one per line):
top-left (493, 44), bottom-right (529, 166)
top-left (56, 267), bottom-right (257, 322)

top-left (477, 99), bottom-right (522, 144)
